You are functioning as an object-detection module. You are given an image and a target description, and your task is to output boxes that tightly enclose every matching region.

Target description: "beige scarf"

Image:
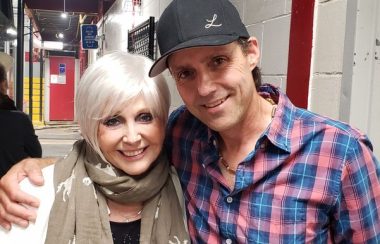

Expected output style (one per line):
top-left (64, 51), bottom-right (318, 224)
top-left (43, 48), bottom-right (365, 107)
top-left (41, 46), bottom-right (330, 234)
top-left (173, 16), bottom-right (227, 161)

top-left (45, 140), bottom-right (189, 244)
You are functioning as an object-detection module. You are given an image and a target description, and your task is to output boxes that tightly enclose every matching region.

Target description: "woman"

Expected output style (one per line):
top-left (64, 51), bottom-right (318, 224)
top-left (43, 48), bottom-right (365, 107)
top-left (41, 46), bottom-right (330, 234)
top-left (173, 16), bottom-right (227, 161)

top-left (0, 52), bottom-right (189, 243)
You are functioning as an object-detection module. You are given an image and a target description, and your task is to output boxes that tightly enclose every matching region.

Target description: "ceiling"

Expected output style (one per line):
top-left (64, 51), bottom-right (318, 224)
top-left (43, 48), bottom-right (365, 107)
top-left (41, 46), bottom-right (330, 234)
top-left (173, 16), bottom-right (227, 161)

top-left (0, 0), bottom-right (15, 41)
top-left (24, 0), bottom-right (115, 51)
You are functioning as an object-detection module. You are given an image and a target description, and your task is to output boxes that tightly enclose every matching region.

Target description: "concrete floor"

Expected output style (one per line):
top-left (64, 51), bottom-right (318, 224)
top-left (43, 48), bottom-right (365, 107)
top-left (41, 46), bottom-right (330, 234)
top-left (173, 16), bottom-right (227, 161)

top-left (35, 124), bottom-right (82, 158)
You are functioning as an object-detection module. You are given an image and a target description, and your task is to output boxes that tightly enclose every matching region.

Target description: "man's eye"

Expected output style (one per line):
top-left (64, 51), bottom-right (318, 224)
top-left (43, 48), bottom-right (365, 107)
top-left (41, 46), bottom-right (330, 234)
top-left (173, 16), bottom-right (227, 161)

top-left (176, 70), bottom-right (194, 82)
top-left (102, 117), bottom-right (121, 127)
top-left (137, 113), bottom-right (153, 122)
top-left (212, 56), bottom-right (227, 67)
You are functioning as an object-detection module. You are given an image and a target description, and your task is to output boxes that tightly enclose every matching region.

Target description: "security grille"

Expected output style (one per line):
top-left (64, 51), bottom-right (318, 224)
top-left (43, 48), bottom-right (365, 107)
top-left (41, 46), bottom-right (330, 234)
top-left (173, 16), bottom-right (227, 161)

top-left (127, 16), bottom-right (155, 60)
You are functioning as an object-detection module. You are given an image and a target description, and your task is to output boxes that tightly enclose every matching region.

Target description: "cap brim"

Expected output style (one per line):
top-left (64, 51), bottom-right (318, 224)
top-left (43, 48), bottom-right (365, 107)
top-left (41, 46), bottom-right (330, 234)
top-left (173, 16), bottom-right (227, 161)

top-left (149, 35), bottom-right (240, 77)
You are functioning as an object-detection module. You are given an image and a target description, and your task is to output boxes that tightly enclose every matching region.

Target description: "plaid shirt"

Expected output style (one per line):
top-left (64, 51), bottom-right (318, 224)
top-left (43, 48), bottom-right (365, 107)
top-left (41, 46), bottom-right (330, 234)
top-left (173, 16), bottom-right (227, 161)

top-left (166, 84), bottom-right (380, 243)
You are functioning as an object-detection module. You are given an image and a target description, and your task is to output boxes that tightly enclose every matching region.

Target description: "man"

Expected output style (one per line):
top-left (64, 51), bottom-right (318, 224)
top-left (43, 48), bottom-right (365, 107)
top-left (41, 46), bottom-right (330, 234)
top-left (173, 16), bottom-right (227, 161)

top-left (1, 0), bottom-right (380, 242)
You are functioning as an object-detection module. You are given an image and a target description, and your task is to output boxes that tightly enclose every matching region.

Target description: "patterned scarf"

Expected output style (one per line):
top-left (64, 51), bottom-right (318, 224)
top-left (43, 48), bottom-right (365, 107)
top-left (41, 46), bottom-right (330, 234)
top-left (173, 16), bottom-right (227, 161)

top-left (45, 140), bottom-right (189, 244)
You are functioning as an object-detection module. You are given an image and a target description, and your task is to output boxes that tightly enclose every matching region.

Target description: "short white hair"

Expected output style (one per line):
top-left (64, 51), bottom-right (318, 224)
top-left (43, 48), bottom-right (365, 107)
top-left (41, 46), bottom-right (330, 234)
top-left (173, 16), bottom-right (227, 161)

top-left (75, 51), bottom-right (170, 158)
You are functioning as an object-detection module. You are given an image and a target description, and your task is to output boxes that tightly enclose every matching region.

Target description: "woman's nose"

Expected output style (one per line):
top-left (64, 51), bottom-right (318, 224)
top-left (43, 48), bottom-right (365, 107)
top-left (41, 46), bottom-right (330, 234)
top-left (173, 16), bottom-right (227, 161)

top-left (122, 125), bottom-right (141, 144)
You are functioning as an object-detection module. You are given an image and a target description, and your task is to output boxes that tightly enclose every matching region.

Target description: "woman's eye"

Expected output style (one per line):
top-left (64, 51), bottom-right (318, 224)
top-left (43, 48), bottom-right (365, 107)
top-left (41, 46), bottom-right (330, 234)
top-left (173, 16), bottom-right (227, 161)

top-left (137, 113), bottom-right (153, 122)
top-left (102, 117), bottom-right (121, 127)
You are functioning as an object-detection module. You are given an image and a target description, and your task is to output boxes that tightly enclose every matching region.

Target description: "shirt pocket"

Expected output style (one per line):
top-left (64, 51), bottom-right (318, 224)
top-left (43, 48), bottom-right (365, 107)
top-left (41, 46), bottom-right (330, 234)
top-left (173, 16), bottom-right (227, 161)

top-left (246, 195), bottom-right (307, 243)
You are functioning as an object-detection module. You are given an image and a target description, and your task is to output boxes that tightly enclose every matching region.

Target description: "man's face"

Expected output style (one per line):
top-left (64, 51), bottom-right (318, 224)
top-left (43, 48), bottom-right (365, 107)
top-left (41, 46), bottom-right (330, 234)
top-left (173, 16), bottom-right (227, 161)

top-left (168, 38), bottom-right (260, 133)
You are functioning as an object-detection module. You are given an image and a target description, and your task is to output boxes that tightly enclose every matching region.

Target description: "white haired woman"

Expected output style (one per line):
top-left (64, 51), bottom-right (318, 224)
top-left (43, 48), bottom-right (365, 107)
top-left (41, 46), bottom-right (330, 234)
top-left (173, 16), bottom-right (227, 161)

top-left (0, 52), bottom-right (189, 244)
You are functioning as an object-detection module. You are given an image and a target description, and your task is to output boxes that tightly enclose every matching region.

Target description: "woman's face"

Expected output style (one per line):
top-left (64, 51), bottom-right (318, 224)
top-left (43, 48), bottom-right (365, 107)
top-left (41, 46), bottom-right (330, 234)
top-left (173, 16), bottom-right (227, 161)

top-left (97, 96), bottom-right (165, 175)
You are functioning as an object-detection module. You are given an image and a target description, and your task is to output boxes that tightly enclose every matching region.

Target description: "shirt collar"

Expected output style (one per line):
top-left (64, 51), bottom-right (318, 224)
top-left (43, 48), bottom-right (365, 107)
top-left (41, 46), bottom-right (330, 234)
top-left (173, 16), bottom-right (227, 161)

top-left (260, 84), bottom-right (294, 153)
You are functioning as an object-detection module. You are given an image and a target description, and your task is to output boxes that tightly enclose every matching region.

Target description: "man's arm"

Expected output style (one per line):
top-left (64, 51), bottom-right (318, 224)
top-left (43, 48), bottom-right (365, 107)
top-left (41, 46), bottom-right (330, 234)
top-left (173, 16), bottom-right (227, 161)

top-left (333, 138), bottom-right (380, 242)
top-left (0, 157), bottom-right (57, 230)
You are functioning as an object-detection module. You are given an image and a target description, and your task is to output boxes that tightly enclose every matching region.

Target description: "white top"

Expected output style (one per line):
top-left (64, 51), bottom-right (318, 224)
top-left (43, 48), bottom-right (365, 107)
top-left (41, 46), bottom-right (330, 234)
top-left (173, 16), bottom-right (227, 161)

top-left (0, 165), bottom-right (55, 243)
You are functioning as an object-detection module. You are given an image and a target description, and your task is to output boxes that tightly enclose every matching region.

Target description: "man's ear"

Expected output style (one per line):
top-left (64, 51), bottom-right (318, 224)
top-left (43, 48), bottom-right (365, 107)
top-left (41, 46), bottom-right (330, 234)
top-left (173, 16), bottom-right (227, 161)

top-left (246, 37), bottom-right (260, 70)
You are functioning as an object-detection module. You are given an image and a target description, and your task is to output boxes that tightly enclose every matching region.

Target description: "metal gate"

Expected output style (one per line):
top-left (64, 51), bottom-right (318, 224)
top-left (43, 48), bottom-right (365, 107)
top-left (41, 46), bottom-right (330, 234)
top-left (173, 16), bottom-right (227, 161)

top-left (127, 16), bottom-right (155, 60)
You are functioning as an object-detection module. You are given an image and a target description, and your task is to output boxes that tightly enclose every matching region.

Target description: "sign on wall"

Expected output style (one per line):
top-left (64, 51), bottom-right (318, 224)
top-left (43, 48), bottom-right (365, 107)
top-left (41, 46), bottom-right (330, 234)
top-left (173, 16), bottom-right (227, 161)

top-left (81, 24), bottom-right (98, 49)
top-left (50, 63), bottom-right (66, 84)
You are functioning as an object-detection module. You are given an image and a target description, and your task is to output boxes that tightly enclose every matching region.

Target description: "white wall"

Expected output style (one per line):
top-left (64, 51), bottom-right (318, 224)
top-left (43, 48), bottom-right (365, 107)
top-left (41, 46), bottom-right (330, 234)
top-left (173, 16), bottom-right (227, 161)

top-left (311, 0), bottom-right (380, 158)
top-left (98, 0), bottom-right (135, 53)
top-left (342, 0), bottom-right (380, 158)
top-left (97, 0), bottom-right (151, 54)
top-left (240, 0), bottom-right (292, 91)
top-left (370, 1), bottom-right (380, 157)
top-left (310, 0), bottom-right (348, 119)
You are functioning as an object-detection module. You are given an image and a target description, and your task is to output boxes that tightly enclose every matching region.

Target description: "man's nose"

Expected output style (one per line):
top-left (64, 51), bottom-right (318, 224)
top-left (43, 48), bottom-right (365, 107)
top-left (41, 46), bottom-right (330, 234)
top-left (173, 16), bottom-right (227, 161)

top-left (197, 71), bottom-right (216, 96)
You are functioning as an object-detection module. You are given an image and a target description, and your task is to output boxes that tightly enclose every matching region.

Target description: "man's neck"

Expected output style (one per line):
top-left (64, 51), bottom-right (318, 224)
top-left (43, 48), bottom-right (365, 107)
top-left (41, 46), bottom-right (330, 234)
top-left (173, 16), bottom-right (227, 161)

top-left (218, 95), bottom-right (275, 166)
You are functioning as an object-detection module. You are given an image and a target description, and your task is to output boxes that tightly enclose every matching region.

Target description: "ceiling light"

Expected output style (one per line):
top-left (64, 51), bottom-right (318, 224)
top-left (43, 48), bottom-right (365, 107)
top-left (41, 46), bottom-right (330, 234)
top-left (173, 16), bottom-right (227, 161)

top-left (61, 0), bottom-right (67, 18)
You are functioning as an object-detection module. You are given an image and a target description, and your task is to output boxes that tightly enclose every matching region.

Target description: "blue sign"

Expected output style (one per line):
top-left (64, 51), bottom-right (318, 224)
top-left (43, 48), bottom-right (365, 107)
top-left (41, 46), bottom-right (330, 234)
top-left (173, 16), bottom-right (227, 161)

top-left (59, 63), bottom-right (66, 74)
top-left (81, 24), bottom-right (98, 49)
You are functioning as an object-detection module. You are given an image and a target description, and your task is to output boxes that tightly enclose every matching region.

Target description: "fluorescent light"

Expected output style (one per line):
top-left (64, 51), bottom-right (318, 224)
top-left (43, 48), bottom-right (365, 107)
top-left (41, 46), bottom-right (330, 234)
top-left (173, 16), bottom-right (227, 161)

top-left (6, 27), bottom-right (17, 36)
top-left (42, 41), bottom-right (63, 50)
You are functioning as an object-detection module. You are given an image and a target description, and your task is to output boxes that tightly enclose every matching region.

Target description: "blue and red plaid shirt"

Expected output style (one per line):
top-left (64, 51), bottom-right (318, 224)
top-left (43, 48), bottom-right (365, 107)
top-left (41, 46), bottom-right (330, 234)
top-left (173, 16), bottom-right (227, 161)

top-left (166, 84), bottom-right (380, 243)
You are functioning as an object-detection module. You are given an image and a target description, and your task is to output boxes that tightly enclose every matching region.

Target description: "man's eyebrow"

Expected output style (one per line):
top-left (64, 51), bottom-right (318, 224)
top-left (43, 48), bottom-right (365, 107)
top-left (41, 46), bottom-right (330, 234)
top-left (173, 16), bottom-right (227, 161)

top-left (168, 44), bottom-right (237, 71)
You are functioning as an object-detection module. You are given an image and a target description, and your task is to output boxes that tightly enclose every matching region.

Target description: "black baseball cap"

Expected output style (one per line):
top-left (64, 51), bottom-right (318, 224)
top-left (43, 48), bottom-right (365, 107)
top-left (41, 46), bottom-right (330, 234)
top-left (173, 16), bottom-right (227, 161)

top-left (148, 0), bottom-right (249, 77)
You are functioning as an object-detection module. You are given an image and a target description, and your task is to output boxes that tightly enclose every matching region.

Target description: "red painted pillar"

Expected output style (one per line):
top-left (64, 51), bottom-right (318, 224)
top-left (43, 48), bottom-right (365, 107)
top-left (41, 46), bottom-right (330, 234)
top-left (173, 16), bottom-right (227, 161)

top-left (286, 0), bottom-right (315, 109)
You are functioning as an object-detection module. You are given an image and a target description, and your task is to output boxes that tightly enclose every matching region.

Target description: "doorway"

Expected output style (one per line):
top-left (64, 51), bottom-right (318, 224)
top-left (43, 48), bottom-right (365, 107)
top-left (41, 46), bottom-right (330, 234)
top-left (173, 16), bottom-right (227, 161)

top-left (48, 56), bottom-right (75, 121)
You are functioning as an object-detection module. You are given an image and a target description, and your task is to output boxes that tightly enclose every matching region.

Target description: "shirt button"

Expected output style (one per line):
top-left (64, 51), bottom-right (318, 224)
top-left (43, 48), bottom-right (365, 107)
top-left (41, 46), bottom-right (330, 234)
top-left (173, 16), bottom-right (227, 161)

top-left (226, 196), bottom-right (233, 203)
top-left (213, 139), bottom-right (217, 146)
top-left (226, 239), bottom-right (232, 244)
